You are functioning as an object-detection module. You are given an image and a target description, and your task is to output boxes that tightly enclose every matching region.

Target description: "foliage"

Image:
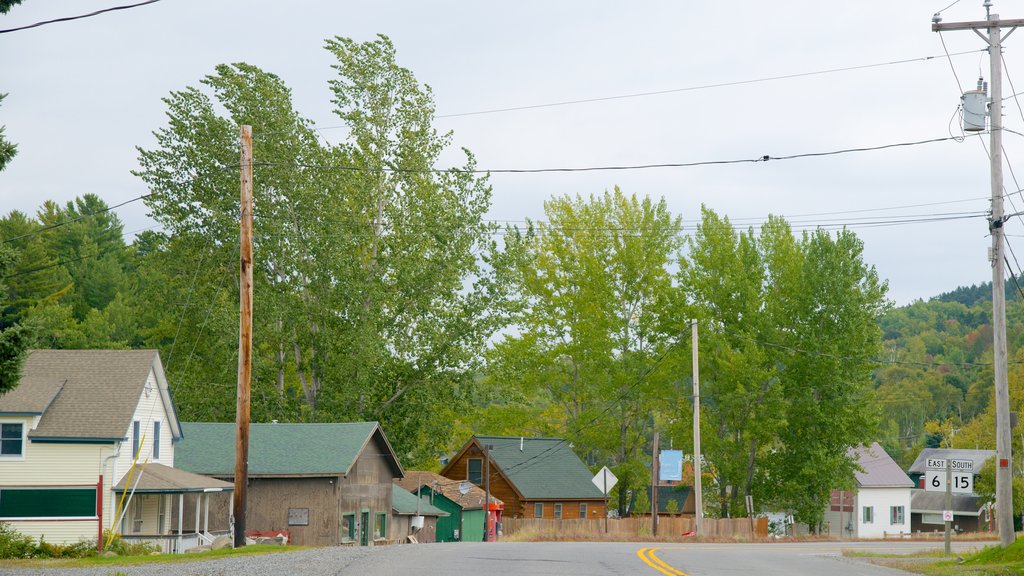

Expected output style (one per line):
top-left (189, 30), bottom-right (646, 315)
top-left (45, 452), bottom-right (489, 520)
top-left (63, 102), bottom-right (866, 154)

top-left (0, 523), bottom-right (100, 559)
top-left (633, 488), bottom-right (650, 517)
top-left (133, 35), bottom-right (494, 466)
top-left (0, 1), bottom-right (24, 15)
top-left (0, 94), bottom-right (15, 171)
top-left (481, 188), bottom-right (682, 513)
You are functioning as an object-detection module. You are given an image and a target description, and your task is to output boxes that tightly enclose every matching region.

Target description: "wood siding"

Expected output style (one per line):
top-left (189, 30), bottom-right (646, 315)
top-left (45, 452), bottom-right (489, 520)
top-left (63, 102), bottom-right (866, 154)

top-left (390, 515), bottom-right (439, 543)
top-left (444, 444), bottom-right (521, 514)
top-left (527, 499), bottom-right (607, 520)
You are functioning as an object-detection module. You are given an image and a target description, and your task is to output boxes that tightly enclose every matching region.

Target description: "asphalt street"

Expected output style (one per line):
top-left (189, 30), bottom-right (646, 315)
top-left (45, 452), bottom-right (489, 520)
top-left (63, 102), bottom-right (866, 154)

top-left (339, 540), bottom-right (992, 576)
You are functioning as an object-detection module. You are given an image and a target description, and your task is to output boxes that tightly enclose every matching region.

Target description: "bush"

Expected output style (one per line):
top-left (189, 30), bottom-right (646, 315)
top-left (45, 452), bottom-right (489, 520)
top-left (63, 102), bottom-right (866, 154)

top-left (0, 522), bottom-right (100, 559)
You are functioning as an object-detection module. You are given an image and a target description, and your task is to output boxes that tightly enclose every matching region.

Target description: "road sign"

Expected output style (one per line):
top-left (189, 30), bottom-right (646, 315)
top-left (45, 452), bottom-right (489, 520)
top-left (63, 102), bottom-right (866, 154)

top-left (943, 510), bottom-right (954, 522)
top-left (593, 466), bottom-right (618, 495)
top-left (926, 458), bottom-right (974, 472)
top-left (658, 450), bottom-right (683, 482)
top-left (925, 470), bottom-right (974, 494)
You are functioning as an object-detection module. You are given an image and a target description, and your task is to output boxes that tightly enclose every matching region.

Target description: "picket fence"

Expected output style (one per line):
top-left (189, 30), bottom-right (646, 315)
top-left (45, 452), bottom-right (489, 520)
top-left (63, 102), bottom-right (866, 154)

top-left (501, 516), bottom-right (769, 539)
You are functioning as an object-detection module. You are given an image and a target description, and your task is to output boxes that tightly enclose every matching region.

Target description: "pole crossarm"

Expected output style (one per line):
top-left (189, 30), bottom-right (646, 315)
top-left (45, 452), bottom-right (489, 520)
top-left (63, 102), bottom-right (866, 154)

top-left (933, 19), bottom-right (1024, 32)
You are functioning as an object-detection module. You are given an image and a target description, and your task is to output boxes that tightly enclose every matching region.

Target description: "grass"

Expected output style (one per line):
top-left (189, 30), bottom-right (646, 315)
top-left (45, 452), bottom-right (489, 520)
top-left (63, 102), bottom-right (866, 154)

top-left (844, 537), bottom-right (1024, 575)
top-left (0, 544), bottom-right (301, 569)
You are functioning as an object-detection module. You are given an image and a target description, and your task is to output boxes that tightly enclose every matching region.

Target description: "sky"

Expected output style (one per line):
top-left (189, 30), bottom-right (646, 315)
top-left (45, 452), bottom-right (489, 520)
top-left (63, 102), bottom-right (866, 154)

top-left (0, 0), bottom-right (1021, 305)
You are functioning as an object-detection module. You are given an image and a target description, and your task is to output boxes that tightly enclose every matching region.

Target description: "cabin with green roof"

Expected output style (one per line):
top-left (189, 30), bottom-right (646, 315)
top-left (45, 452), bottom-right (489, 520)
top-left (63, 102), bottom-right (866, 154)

top-left (175, 421), bottom-right (404, 547)
top-left (440, 435), bottom-right (606, 520)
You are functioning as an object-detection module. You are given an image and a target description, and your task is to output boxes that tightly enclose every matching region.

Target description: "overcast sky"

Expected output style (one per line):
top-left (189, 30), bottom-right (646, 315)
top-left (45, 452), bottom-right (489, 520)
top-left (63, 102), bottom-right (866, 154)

top-left (1, 1), bottom-right (1022, 305)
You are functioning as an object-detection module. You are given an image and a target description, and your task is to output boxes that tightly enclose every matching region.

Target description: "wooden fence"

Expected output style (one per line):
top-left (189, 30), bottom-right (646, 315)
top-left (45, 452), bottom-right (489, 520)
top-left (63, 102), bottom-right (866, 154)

top-left (501, 516), bottom-right (769, 539)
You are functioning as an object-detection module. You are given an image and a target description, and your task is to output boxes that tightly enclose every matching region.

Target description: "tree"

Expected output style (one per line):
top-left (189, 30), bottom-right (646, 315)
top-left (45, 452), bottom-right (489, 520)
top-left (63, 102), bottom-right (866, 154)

top-left (483, 188), bottom-right (683, 515)
top-left (134, 35), bottom-right (495, 466)
top-left (0, 1), bottom-right (24, 15)
top-left (0, 92), bottom-right (29, 392)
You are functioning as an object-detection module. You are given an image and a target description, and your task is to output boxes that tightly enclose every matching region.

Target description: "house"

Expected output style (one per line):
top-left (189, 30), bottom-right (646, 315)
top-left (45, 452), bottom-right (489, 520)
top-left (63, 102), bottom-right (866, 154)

top-left (907, 448), bottom-right (994, 489)
top-left (390, 485), bottom-right (449, 543)
top-left (907, 448), bottom-right (994, 532)
top-left (440, 435), bottom-right (606, 521)
top-left (0, 349), bottom-right (232, 551)
top-left (395, 470), bottom-right (503, 542)
top-left (824, 442), bottom-right (914, 538)
top-left (174, 421), bottom-right (404, 547)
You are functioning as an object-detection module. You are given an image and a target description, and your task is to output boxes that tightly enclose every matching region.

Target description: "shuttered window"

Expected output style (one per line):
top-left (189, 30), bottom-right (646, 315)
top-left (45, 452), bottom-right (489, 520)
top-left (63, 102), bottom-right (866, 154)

top-left (0, 488), bottom-right (97, 518)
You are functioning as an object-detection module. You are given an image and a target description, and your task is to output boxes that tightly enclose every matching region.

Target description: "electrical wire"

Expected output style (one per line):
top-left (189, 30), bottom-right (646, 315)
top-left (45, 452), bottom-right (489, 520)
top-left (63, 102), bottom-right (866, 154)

top-left (2, 192), bottom-right (154, 244)
top-left (0, 0), bottom-right (161, 34)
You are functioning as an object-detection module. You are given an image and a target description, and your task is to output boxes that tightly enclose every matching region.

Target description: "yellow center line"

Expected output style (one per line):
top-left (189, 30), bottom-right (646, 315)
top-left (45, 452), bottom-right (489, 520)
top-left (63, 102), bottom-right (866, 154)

top-left (637, 547), bottom-right (689, 576)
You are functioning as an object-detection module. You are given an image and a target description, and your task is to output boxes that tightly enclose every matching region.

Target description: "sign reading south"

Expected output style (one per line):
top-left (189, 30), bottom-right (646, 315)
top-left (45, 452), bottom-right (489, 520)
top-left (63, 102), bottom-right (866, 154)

top-left (926, 458), bottom-right (974, 471)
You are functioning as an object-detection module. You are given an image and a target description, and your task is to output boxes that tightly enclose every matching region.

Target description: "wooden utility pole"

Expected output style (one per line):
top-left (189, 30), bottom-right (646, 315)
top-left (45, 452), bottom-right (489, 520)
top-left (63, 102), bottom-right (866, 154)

top-left (233, 125), bottom-right (253, 548)
top-left (483, 443), bottom-right (492, 542)
top-left (691, 320), bottom-right (703, 536)
top-left (651, 431), bottom-right (659, 536)
top-left (945, 462), bottom-right (953, 555)
top-left (933, 6), bottom-right (1023, 548)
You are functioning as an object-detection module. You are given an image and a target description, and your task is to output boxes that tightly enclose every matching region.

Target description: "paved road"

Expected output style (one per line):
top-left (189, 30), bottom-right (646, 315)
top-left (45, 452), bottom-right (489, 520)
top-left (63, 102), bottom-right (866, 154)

top-left (341, 540), bottom-right (992, 576)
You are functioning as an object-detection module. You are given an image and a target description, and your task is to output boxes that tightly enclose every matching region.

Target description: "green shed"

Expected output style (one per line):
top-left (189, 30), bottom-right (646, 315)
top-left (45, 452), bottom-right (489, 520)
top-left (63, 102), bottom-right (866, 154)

top-left (395, 471), bottom-right (501, 542)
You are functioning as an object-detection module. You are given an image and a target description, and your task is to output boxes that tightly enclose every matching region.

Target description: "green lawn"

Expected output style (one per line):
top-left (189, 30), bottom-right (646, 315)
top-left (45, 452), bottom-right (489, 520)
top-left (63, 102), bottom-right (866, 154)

top-left (0, 544), bottom-right (300, 569)
top-left (847, 539), bottom-right (1024, 576)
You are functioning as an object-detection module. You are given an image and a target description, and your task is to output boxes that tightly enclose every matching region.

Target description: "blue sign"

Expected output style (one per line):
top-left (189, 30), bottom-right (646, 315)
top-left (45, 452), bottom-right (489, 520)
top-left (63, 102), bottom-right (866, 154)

top-left (659, 449), bottom-right (683, 482)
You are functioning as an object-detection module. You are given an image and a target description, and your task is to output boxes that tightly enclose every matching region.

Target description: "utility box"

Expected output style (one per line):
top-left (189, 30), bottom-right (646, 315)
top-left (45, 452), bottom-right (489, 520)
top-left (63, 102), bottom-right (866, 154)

top-left (962, 89), bottom-right (988, 131)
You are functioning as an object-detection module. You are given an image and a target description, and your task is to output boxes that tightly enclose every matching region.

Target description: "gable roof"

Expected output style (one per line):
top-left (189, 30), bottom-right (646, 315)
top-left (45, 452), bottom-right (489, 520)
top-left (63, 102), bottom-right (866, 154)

top-left (443, 436), bottom-right (605, 500)
top-left (911, 489), bottom-right (985, 516)
top-left (113, 463), bottom-right (234, 494)
top-left (851, 442), bottom-right (914, 488)
top-left (175, 422), bottom-right (404, 478)
top-left (391, 485), bottom-right (449, 517)
top-left (0, 349), bottom-right (180, 442)
top-left (395, 471), bottom-right (501, 511)
top-left (908, 448), bottom-right (996, 474)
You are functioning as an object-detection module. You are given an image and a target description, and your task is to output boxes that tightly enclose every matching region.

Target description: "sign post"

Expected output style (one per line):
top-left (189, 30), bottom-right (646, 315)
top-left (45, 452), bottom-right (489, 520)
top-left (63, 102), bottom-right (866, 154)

top-left (592, 466), bottom-right (618, 534)
top-left (926, 459), bottom-right (974, 555)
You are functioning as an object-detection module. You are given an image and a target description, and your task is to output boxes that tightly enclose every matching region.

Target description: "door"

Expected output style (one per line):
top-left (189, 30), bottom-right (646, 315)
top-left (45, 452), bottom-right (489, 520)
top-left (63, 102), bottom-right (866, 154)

top-left (360, 511), bottom-right (370, 546)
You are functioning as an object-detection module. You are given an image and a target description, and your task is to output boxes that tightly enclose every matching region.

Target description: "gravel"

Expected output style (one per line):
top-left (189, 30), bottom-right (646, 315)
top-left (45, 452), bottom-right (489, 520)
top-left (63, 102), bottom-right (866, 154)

top-left (0, 545), bottom-right (389, 576)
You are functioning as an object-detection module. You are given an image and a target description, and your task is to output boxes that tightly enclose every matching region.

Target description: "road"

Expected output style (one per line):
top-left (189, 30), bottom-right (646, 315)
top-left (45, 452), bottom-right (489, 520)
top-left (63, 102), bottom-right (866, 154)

top-left (340, 540), bottom-right (991, 576)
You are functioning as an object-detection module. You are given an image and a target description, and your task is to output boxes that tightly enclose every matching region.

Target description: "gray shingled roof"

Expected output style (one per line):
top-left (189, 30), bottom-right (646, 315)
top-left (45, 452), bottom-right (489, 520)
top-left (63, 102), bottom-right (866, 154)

top-left (176, 422), bottom-right (404, 478)
top-left (851, 442), bottom-right (914, 488)
top-left (391, 485), bottom-right (450, 517)
top-left (911, 489), bottom-right (985, 516)
top-left (395, 471), bottom-right (501, 511)
top-left (909, 448), bottom-right (996, 474)
top-left (444, 436), bottom-right (605, 500)
top-left (0, 350), bottom-right (179, 441)
top-left (113, 463), bottom-right (234, 494)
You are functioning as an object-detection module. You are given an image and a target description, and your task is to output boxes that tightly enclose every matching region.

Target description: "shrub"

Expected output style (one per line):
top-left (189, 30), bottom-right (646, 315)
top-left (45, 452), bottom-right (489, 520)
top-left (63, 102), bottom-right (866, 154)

top-left (0, 522), bottom-right (37, 559)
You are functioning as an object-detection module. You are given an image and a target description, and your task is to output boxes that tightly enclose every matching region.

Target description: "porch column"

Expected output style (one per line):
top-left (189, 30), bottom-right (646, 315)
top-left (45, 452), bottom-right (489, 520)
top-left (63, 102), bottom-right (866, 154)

top-left (178, 494), bottom-right (184, 552)
top-left (228, 495), bottom-right (234, 547)
top-left (203, 493), bottom-right (210, 534)
top-left (194, 494), bottom-right (201, 536)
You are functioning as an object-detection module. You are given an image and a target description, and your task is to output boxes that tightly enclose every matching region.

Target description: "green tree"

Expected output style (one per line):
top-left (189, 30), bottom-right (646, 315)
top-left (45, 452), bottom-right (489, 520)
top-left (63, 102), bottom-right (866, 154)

top-left (0, 93), bottom-right (30, 392)
top-left (135, 35), bottom-right (495, 466)
top-left (483, 188), bottom-right (683, 515)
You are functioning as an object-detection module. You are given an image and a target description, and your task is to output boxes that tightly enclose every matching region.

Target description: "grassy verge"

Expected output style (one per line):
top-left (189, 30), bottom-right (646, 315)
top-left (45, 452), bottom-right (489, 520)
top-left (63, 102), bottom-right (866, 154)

top-left (0, 544), bottom-right (301, 569)
top-left (845, 537), bottom-right (1024, 575)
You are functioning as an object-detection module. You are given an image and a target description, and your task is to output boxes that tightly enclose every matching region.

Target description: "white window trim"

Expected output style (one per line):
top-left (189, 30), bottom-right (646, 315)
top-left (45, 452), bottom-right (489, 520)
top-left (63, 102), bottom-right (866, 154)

top-left (0, 420), bottom-right (27, 461)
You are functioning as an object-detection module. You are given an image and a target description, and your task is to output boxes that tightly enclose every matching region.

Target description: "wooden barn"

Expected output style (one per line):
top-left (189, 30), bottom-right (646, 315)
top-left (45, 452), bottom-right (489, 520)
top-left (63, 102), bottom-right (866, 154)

top-left (174, 421), bottom-right (403, 546)
top-left (441, 435), bottom-right (605, 520)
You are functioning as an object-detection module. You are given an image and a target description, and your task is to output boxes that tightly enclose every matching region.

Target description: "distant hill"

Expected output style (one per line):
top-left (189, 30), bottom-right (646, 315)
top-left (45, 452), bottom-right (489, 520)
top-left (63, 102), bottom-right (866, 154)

top-left (933, 274), bottom-right (1024, 308)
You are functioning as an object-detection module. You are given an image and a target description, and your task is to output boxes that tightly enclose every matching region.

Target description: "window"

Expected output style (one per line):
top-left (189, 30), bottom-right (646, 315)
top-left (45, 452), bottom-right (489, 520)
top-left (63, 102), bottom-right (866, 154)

top-left (890, 505), bottom-right (905, 525)
top-left (158, 495), bottom-right (166, 534)
top-left (862, 506), bottom-right (873, 524)
top-left (534, 503), bottom-right (544, 518)
top-left (554, 503), bottom-right (562, 519)
top-left (132, 420), bottom-right (141, 459)
top-left (580, 503), bottom-right (588, 518)
top-left (468, 458), bottom-right (483, 485)
top-left (0, 423), bottom-right (23, 457)
top-left (132, 497), bottom-right (143, 533)
top-left (376, 512), bottom-right (387, 539)
top-left (152, 421), bottom-right (160, 459)
top-left (288, 508), bottom-right (309, 526)
top-left (342, 514), bottom-right (356, 541)
top-left (0, 487), bottom-right (97, 518)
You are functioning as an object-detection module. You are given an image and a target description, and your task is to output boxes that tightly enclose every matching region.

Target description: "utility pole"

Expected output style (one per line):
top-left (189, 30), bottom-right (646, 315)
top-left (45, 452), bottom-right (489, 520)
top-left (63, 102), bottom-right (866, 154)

top-left (651, 431), bottom-right (659, 536)
top-left (233, 125), bottom-right (253, 548)
top-left (483, 444), bottom-right (491, 542)
top-left (691, 320), bottom-right (703, 536)
top-left (945, 462), bottom-right (953, 555)
top-left (933, 4), bottom-right (1023, 548)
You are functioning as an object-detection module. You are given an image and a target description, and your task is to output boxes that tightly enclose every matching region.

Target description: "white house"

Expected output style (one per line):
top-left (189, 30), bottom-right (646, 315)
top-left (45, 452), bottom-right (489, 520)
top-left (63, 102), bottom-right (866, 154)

top-left (0, 350), bottom-right (231, 551)
top-left (825, 442), bottom-right (914, 538)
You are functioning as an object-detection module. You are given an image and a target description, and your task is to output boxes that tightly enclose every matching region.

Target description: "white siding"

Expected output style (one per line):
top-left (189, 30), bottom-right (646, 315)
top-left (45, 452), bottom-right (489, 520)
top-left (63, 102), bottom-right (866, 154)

top-left (856, 487), bottom-right (912, 538)
top-left (4, 520), bottom-right (99, 545)
top-left (116, 370), bottom-right (174, 477)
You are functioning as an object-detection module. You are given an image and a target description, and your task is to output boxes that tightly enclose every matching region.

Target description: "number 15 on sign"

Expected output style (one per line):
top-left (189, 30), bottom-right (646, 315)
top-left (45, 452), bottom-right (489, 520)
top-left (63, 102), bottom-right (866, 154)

top-left (926, 471), bottom-right (973, 494)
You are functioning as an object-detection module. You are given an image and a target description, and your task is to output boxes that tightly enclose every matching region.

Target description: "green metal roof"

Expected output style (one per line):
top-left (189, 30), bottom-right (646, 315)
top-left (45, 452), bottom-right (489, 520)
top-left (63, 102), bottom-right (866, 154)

top-left (391, 485), bottom-right (449, 516)
top-left (176, 422), bottom-right (402, 477)
top-left (474, 436), bottom-right (605, 500)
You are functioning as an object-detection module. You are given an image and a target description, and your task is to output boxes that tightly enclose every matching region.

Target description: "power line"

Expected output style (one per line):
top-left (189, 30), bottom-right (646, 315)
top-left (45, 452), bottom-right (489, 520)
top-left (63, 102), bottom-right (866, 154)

top-left (252, 134), bottom-right (968, 176)
top-left (0, 0), bottom-right (162, 34)
top-left (2, 193), bottom-right (154, 244)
